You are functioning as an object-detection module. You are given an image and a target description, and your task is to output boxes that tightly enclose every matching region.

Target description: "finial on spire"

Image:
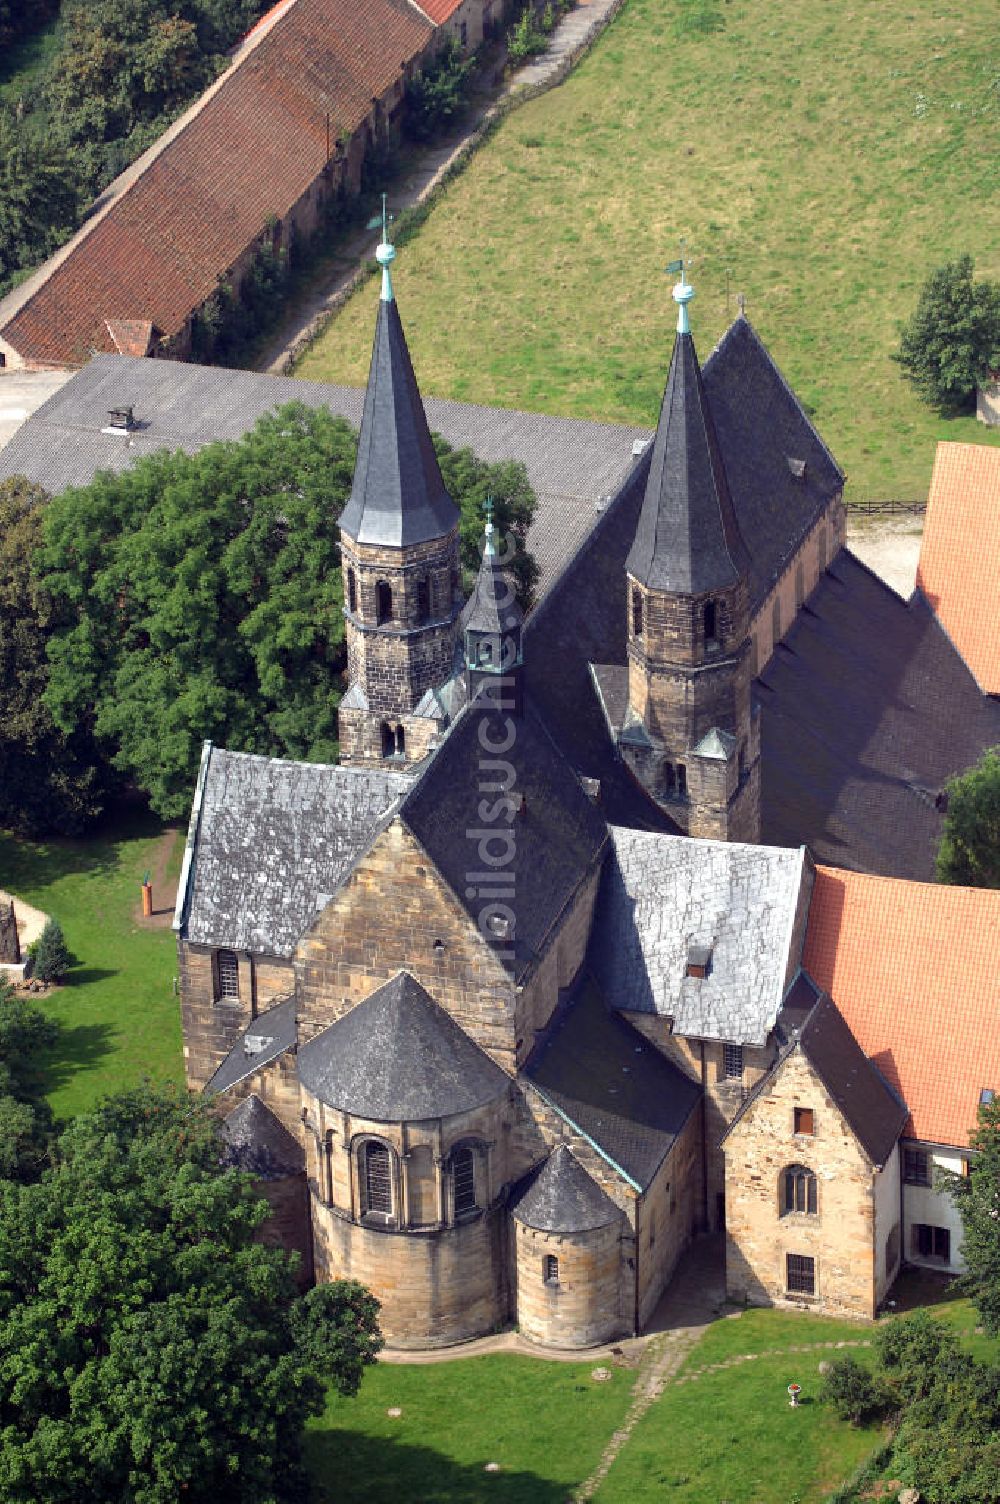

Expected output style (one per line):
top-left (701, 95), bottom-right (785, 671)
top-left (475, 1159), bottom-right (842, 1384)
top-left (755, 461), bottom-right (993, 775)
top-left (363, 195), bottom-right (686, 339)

top-left (737, 292), bottom-right (747, 318)
top-left (483, 495), bottom-right (495, 558)
top-left (665, 240), bottom-right (694, 335)
top-left (368, 193), bottom-right (396, 302)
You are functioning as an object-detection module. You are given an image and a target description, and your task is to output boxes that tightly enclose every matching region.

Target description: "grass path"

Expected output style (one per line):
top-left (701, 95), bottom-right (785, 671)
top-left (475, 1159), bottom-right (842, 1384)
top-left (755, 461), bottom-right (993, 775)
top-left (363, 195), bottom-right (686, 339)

top-left (296, 0), bottom-right (1000, 501)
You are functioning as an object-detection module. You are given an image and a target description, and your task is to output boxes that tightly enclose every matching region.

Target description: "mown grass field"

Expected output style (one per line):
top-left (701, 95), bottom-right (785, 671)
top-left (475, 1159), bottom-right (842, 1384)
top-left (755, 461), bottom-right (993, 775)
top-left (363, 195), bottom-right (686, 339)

top-left (295, 0), bottom-right (1000, 501)
top-left (0, 812), bottom-right (184, 1119)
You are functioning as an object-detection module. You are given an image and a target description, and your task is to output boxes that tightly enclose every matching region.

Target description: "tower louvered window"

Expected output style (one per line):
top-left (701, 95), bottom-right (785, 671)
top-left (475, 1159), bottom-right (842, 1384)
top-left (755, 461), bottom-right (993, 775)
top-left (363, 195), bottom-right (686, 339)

top-left (364, 1142), bottom-right (393, 1216)
top-left (453, 1146), bottom-right (476, 1214)
top-left (216, 949), bottom-right (239, 999)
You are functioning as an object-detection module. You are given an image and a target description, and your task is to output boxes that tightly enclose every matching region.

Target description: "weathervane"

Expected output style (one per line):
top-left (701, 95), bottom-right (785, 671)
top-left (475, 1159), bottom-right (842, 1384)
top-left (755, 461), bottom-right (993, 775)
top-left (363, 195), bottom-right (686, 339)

top-left (366, 194), bottom-right (396, 302)
top-left (664, 238), bottom-right (694, 335)
top-left (483, 495), bottom-right (495, 558)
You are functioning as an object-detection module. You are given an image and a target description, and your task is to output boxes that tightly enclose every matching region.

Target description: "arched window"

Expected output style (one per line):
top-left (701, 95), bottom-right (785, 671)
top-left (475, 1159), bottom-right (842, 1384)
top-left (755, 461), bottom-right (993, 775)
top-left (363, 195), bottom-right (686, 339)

top-left (632, 588), bottom-right (643, 638)
top-left (416, 577), bottom-right (430, 623)
top-left (782, 1164), bottom-right (817, 1216)
top-left (363, 1141), bottom-right (393, 1217)
top-left (215, 949), bottom-right (239, 1000)
top-left (543, 1254), bottom-right (559, 1285)
top-left (452, 1145), bottom-right (477, 1215)
top-left (704, 599), bottom-right (718, 644)
top-left (347, 567), bottom-right (357, 614)
top-left (375, 580), bottom-right (392, 625)
top-left (380, 722), bottom-right (394, 758)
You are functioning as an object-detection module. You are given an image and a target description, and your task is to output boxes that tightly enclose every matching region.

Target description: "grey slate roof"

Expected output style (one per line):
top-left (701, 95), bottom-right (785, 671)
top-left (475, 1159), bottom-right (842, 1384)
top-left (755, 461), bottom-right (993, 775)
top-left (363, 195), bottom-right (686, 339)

top-left (0, 353), bottom-right (644, 594)
top-left (339, 297), bottom-right (459, 547)
top-left (723, 989), bottom-right (907, 1169)
top-left (398, 696), bottom-right (608, 980)
top-left (511, 1145), bottom-right (623, 1233)
top-left (206, 995), bottom-right (298, 1095)
top-left (799, 990), bottom-right (908, 1167)
top-left (758, 552), bottom-right (1000, 879)
top-left (464, 537), bottom-right (524, 638)
top-left (526, 977), bottom-right (701, 1190)
top-left (626, 331), bottom-right (751, 595)
top-left (702, 317), bottom-right (844, 612)
top-left (297, 971), bottom-right (510, 1120)
top-left (591, 828), bottom-right (812, 1046)
top-left (176, 744), bottom-right (408, 955)
top-left (219, 1092), bottom-right (305, 1179)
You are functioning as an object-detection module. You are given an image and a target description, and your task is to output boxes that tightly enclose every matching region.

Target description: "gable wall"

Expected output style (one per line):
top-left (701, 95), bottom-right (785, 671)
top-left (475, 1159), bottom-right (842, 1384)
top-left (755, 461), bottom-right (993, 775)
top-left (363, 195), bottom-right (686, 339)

top-left (294, 819), bottom-right (519, 1071)
top-left (724, 1048), bottom-right (879, 1319)
top-left (749, 497), bottom-right (846, 677)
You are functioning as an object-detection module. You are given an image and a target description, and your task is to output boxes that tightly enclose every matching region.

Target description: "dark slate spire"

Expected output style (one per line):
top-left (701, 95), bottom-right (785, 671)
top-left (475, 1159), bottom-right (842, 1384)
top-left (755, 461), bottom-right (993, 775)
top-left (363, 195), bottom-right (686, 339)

top-left (339, 235), bottom-right (458, 548)
top-left (626, 275), bottom-right (750, 594)
top-left (464, 502), bottom-right (524, 709)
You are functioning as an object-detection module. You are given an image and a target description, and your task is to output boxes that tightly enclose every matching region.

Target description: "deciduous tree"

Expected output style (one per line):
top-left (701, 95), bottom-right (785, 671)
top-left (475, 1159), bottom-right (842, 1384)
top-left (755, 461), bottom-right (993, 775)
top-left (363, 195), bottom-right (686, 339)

top-left (947, 1097), bottom-right (1000, 1336)
top-left (936, 746), bottom-right (1000, 889)
top-left (895, 256), bottom-right (1000, 413)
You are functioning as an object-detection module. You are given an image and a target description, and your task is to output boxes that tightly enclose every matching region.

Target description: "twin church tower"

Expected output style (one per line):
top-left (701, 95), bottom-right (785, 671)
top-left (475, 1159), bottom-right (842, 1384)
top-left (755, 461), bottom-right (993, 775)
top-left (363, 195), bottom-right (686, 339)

top-left (336, 233), bottom-right (759, 845)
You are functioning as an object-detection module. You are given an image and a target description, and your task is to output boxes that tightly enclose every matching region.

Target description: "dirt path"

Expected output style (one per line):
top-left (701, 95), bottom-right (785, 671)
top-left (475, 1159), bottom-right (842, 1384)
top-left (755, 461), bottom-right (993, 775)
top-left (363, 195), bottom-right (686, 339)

top-left (132, 826), bottom-right (182, 928)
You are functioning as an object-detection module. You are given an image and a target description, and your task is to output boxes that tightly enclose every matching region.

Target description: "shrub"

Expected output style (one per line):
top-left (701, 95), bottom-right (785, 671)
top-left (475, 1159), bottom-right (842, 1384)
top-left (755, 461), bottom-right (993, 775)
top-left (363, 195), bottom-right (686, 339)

top-left (31, 918), bottom-right (71, 983)
top-left (874, 1309), bottom-right (962, 1402)
top-left (405, 37), bottom-right (473, 143)
top-left (821, 1355), bottom-right (891, 1425)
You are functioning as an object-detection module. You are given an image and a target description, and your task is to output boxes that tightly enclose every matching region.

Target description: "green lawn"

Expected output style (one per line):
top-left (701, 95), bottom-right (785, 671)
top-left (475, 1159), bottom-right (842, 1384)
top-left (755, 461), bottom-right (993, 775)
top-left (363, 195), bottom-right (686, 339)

top-left (295, 0), bottom-right (1000, 502)
top-left (0, 810), bottom-right (184, 1119)
top-left (306, 1353), bottom-right (634, 1503)
top-left (0, 16), bottom-right (63, 105)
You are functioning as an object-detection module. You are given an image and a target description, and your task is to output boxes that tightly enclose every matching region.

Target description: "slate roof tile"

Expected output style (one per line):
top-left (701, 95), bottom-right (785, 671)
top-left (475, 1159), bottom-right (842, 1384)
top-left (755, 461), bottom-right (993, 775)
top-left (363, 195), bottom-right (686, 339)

top-left (591, 828), bottom-right (812, 1045)
top-left (804, 865), bottom-right (1000, 1146)
top-left (219, 1091), bottom-right (305, 1178)
top-left (511, 1145), bottom-right (624, 1233)
top-left (916, 442), bottom-right (1000, 694)
top-left (526, 976), bottom-right (701, 1190)
top-left (206, 994), bottom-right (298, 1095)
top-left (758, 551), bottom-right (1000, 879)
top-left (298, 971), bottom-right (510, 1120)
top-left (178, 744), bottom-right (408, 955)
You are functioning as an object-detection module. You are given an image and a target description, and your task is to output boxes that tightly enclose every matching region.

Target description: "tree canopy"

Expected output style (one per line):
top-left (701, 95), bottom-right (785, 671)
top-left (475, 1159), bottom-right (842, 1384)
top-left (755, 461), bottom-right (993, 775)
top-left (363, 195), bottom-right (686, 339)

top-left (0, 978), bottom-right (57, 1183)
top-left (0, 1086), bottom-right (382, 1503)
top-left (36, 402), bottom-right (537, 821)
top-left (895, 255), bottom-right (1000, 413)
top-left (947, 1096), bottom-right (1000, 1336)
top-left (0, 476), bottom-right (111, 837)
top-left (936, 745), bottom-right (1000, 888)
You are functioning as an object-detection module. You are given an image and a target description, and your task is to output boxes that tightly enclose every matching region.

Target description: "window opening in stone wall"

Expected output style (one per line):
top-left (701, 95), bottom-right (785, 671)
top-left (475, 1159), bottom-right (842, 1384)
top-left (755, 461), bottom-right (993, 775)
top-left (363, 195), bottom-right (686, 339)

top-left (704, 599), bottom-right (718, 644)
top-left (543, 1254), bottom-right (559, 1285)
top-left (453, 1146), bottom-right (476, 1214)
top-left (913, 1223), bottom-right (950, 1261)
top-left (380, 722), bottom-right (394, 758)
top-left (632, 588), bottom-right (643, 638)
top-left (417, 577), bottom-right (430, 623)
top-left (347, 567), bottom-right (357, 614)
top-left (783, 1164), bottom-right (817, 1215)
top-left (395, 725), bottom-right (406, 757)
top-left (786, 1253), bottom-right (815, 1295)
top-left (364, 1141), bottom-right (393, 1216)
top-left (664, 762), bottom-right (676, 797)
top-left (676, 763), bottom-right (687, 798)
top-left (723, 1043), bottom-right (743, 1079)
top-left (216, 949), bottom-right (239, 1000)
top-left (903, 1148), bottom-right (931, 1186)
top-left (376, 580), bottom-right (392, 624)
top-left (794, 1106), bottom-right (814, 1135)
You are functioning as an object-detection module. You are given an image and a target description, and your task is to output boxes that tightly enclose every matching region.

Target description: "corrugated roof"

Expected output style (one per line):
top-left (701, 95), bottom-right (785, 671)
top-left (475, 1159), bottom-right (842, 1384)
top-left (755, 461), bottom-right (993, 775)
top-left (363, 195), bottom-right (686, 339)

top-left (916, 442), bottom-right (1000, 694)
top-left (803, 865), bottom-right (1000, 1147)
top-left (0, 0), bottom-right (432, 366)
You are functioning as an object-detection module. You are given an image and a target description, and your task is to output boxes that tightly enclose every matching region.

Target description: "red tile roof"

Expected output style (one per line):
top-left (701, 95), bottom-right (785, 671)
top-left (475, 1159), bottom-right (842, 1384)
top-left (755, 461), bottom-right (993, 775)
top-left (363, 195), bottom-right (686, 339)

top-left (803, 864), bottom-right (1000, 1148)
top-left (104, 319), bottom-right (155, 357)
top-left (0, 0), bottom-right (431, 368)
top-left (413, 0), bottom-right (467, 20)
top-left (917, 442), bottom-right (1000, 694)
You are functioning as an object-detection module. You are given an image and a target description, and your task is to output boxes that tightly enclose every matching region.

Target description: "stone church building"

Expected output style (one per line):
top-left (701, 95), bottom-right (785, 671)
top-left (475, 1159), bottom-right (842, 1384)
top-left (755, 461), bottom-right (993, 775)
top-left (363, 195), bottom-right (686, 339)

top-left (175, 235), bottom-right (1000, 1347)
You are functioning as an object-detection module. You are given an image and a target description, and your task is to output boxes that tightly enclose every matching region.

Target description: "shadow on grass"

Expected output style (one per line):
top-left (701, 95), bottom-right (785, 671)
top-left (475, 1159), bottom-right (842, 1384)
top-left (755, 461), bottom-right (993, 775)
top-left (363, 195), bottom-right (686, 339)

top-left (0, 800), bottom-right (166, 894)
top-left (67, 968), bottom-right (117, 987)
top-left (37, 1022), bottom-right (116, 1105)
top-left (305, 1430), bottom-right (571, 1504)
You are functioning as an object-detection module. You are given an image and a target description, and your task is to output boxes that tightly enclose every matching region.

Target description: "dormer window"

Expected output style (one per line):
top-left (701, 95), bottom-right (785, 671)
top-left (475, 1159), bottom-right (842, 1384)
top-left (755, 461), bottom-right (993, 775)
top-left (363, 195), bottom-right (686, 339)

top-left (686, 944), bottom-right (712, 980)
top-left (981, 1088), bottom-right (995, 1108)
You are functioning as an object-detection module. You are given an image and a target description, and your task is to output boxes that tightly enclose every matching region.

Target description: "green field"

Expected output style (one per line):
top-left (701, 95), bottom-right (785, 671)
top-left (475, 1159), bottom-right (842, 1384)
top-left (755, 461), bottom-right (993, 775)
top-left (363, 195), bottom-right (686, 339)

top-left (295, 0), bottom-right (1000, 501)
top-left (0, 812), bottom-right (184, 1119)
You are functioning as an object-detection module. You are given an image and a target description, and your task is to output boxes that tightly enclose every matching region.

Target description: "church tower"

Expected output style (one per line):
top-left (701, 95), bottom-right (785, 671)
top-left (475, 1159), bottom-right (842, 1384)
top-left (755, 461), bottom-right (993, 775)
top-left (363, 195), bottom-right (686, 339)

top-left (621, 271), bottom-right (760, 841)
top-left (337, 224), bottom-right (462, 769)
